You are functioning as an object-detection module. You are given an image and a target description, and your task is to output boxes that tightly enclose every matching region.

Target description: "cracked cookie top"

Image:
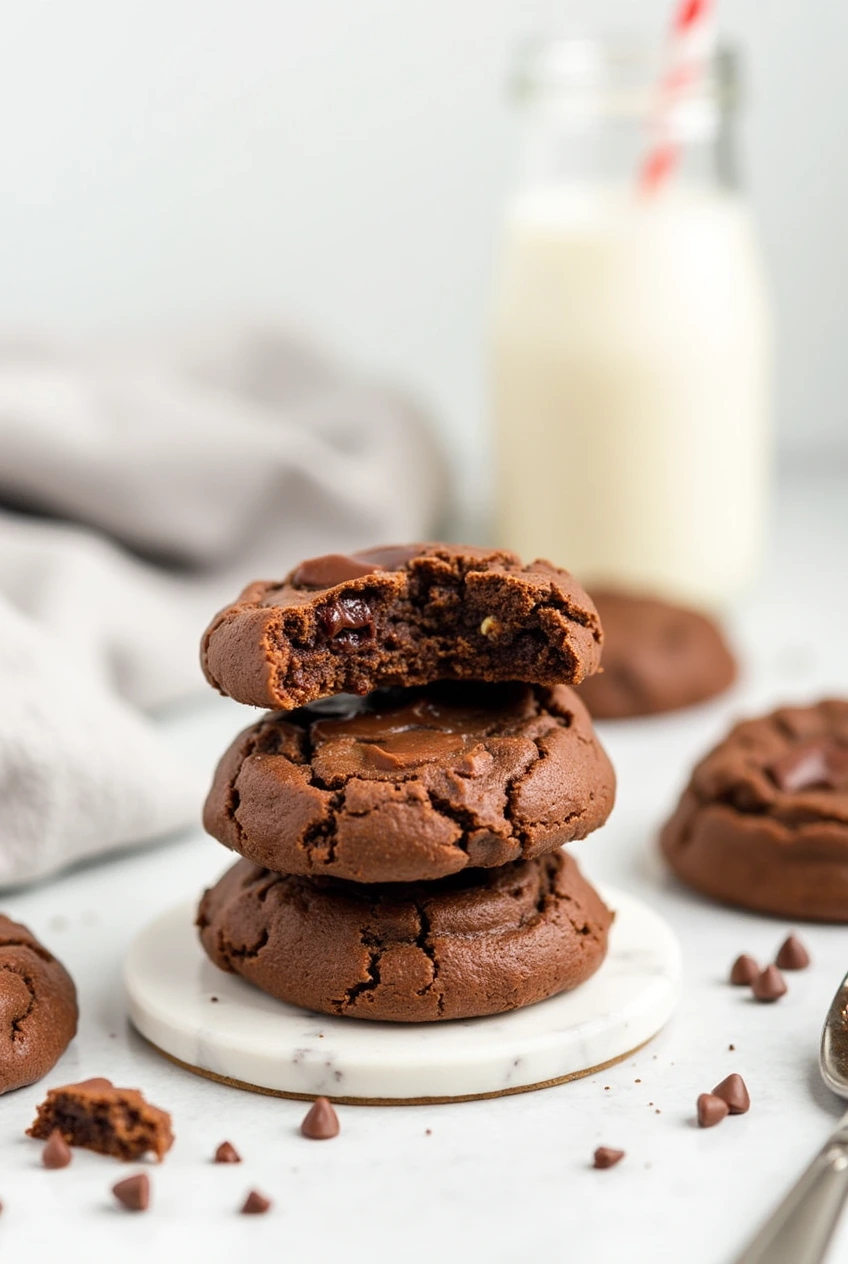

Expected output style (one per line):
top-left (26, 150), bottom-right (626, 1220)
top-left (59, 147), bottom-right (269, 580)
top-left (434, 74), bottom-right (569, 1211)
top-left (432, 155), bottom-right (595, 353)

top-left (200, 543), bottom-right (603, 711)
top-left (0, 914), bottom-right (78, 1095)
top-left (203, 681), bottom-right (616, 883)
top-left (660, 699), bottom-right (848, 921)
top-left (197, 849), bottom-right (613, 1022)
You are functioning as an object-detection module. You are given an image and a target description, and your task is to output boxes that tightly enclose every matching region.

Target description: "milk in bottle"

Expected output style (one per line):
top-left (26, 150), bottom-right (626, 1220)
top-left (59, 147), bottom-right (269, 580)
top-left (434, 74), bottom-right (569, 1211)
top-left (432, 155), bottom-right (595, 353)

top-left (491, 40), bottom-right (771, 608)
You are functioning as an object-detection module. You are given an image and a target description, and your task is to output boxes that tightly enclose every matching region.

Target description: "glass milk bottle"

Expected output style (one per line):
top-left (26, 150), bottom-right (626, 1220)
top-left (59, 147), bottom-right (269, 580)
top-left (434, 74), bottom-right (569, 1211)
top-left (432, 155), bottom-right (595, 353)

top-left (491, 39), bottom-right (771, 608)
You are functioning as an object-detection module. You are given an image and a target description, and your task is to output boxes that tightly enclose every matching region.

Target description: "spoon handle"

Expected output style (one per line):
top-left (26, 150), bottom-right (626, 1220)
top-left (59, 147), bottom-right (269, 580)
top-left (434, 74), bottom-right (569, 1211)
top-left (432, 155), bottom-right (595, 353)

top-left (734, 1112), bottom-right (848, 1264)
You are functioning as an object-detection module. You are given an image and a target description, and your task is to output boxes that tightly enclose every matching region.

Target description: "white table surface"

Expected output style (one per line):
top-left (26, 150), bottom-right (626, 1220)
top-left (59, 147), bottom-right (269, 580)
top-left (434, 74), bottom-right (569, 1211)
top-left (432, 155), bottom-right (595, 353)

top-left (2, 468), bottom-right (848, 1264)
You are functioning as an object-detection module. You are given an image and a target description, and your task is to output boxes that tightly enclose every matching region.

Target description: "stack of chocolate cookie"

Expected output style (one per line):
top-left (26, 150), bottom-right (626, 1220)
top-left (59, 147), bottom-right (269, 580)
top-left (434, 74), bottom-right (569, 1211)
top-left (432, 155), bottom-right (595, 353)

top-left (196, 545), bottom-right (616, 1021)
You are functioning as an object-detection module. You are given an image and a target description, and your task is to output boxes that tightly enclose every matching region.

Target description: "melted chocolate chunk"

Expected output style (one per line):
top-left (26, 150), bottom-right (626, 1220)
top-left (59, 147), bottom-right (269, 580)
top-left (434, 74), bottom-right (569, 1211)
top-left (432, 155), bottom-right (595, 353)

top-left (291, 554), bottom-right (383, 589)
top-left (317, 596), bottom-right (376, 642)
top-left (769, 740), bottom-right (848, 793)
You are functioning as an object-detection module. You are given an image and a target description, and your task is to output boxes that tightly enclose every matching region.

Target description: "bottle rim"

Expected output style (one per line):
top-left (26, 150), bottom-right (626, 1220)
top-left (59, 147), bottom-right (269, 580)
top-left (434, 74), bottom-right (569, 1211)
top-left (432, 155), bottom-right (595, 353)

top-left (511, 35), bottom-right (740, 116)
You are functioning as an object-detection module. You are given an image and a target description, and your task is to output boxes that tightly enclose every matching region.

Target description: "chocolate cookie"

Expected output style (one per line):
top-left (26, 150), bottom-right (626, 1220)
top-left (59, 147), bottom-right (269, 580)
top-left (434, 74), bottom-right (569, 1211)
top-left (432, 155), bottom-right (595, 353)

top-left (197, 850), bottom-right (613, 1022)
top-left (1, 915), bottom-right (78, 1095)
top-left (578, 590), bottom-right (736, 719)
top-left (201, 544), bottom-right (603, 711)
top-left (661, 700), bottom-right (848, 921)
top-left (203, 682), bottom-right (615, 884)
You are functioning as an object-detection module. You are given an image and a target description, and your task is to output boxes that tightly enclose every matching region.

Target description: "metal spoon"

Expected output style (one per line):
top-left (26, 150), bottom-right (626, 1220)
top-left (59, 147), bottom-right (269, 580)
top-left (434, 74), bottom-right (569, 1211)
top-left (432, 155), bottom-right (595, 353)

top-left (734, 970), bottom-right (848, 1264)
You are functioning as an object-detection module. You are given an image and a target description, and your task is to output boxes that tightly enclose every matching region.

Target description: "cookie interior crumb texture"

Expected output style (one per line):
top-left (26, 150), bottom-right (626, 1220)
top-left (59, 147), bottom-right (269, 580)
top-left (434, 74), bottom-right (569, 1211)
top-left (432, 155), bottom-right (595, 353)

top-left (200, 544), bottom-right (603, 711)
top-left (27, 1078), bottom-right (174, 1161)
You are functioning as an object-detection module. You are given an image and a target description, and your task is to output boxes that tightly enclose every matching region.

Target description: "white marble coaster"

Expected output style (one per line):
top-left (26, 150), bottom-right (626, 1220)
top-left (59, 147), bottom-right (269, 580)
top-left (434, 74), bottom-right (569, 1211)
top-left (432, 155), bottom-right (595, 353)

top-left (124, 887), bottom-right (680, 1103)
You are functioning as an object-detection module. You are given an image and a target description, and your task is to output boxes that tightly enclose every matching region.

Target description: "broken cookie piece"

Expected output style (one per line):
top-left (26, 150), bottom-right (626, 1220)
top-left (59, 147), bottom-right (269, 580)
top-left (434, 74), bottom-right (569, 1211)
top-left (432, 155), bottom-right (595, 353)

top-left (200, 543), bottom-right (603, 711)
top-left (27, 1078), bottom-right (173, 1161)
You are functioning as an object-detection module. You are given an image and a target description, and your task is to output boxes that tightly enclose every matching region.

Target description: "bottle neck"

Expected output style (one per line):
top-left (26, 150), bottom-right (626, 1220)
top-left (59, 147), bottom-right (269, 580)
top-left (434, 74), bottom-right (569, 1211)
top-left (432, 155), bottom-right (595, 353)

top-left (515, 103), bottom-right (738, 195)
top-left (511, 39), bottom-right (741, 197)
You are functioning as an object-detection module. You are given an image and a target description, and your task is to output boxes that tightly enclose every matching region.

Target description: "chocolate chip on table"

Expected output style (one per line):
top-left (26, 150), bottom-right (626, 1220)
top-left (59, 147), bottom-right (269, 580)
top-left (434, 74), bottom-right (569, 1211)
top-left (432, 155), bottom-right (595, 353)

top-left (729, 954), bottom-right (760, 986)
top-left (697, 1093), bottom-right (729, 1128)
top-left (240, 1190), bottom-right (271, 1215)
top-left (214, 1141), bottom-right (241, 1164)
top-left (42, 1129), bottom-right (72, 1169)
top-left (751, 965), bottom-right (787, 1002)
top-left (775, 934), bottom-right (811, 971)
top-left (712, 1074), bottom-right (750, 1115)
top-left (112, 1173), bottom-right (150, 1212)
top-left (593, 1147), bottom-right (625, 1169)
top-left (301, 1097), bottom-right (340, 1140)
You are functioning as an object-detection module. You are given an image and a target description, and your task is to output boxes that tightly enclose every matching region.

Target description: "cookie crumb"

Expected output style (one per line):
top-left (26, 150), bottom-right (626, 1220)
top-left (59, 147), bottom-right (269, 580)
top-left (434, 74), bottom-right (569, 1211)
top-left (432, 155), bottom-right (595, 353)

top-left (210, 996), bottom-right (219, 1003)
top-left (593, 1147), bottom-right (625, 1169)
top-left (634, 1078), bottom-right (641, 1084)
top-left (214, 1141), bottom-right (241, 1164)
top-left (728, 1043), bottom-right (735, 1051)
top-left (425, 1129), bottom-right (432, 1136)
top-left (113, 1173), bottom-right (150, 1212)
top-left (28, 1079), bottom-right (173, 1161)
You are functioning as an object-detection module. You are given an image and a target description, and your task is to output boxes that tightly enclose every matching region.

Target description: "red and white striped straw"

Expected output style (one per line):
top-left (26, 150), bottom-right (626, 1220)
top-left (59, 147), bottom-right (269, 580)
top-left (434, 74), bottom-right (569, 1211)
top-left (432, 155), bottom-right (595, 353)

top-left (639, 0), bottom-right (716, 193)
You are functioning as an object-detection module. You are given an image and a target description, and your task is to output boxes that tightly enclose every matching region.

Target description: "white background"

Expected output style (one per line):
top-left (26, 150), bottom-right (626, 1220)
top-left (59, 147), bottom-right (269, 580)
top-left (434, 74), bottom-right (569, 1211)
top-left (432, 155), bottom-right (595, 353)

top-left (1, 0), bottom-right (847, 479)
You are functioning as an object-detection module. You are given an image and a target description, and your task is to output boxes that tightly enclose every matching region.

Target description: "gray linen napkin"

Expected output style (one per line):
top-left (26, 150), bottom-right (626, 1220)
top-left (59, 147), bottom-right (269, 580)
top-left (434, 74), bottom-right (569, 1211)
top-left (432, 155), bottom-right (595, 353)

top-left (0, 326), bottom-right (448, 886)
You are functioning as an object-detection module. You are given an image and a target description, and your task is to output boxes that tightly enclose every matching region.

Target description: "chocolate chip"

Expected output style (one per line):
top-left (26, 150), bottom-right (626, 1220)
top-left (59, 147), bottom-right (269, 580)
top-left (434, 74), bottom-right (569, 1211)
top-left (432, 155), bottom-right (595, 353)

top-left (301, 1096), bottom-right (340, 1140)
top-left (730, 954), bottom-right (759, 986)
top-left (768, 740), bottom-right (848, 793)
top-left (240, 1190), bottom-right (271, 1215)
top-left (697, 1093), bottom-right (729, 1127)
top-left (42, 1129), bottom-right (71, 1169)
top-left (593, 1147), bottom-right (625, 1169)
top-left (355, 544), bottom-right (424, 570)
top-left (751, 964), bottom-right (787, 1002)
top-left (291, 554), bottom-right (382, 589)
top-left (214, 1141), bottom-right (241, 1164)
top-left (775, 934), bottom-right (810, 970)
top-left (712, 1074), bottom-right (750, 1114)
top-left (112, 1173), bottom-right (150, 1212)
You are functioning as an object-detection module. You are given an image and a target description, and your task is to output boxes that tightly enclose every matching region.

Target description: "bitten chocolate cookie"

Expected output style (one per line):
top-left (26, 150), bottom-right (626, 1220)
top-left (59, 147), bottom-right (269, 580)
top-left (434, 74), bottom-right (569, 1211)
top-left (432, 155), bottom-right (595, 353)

top-left (1, 915), bottom-right (78, 1094)
top-left (661, 699), bottom-right (848, 921)
top-left (28, 1078), bottom-right (174, 1160)
top-left (203, 682), bottom-right (615, 884)
top-left (578, 590), bottom-right (736, 719)
top-left (201, 544), bottom-right (603, 711)
top-left (197, 850), bottom-right (613, 1022)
